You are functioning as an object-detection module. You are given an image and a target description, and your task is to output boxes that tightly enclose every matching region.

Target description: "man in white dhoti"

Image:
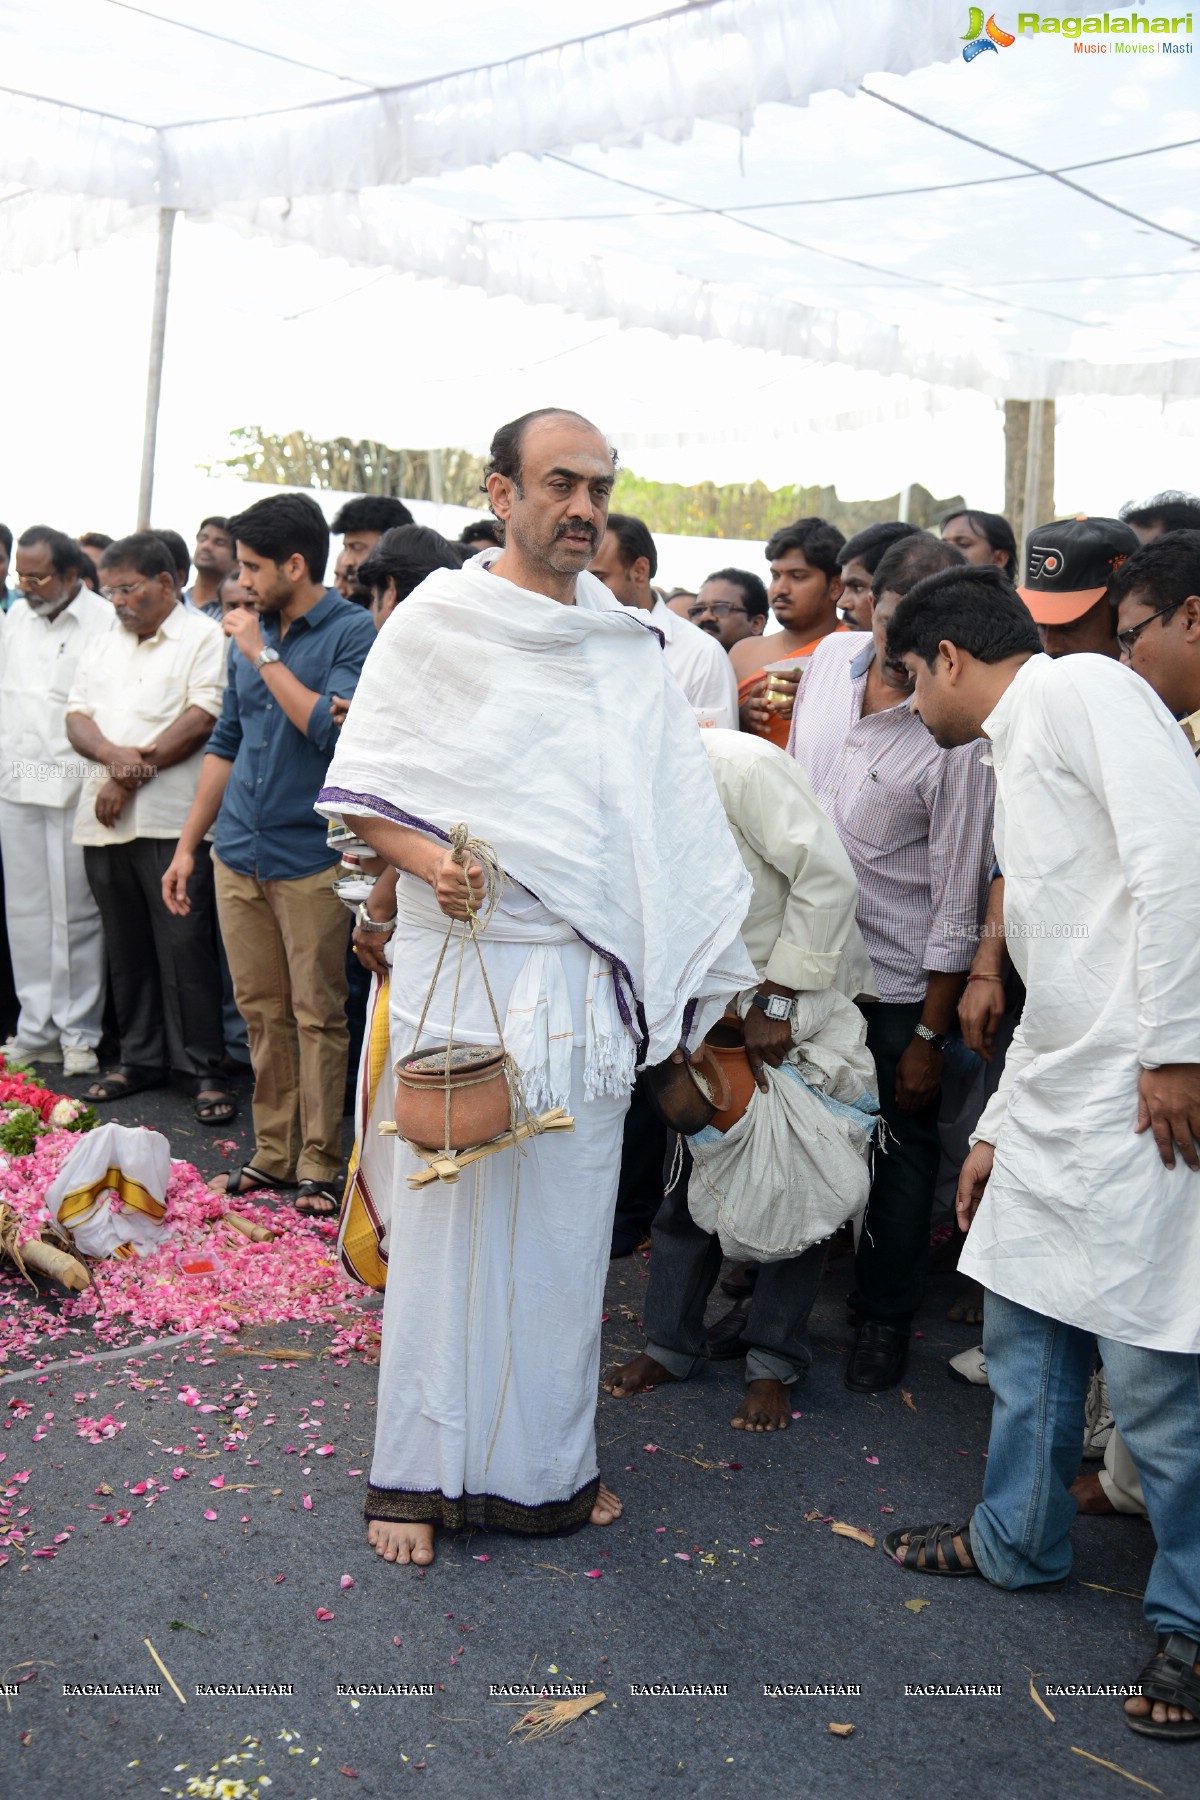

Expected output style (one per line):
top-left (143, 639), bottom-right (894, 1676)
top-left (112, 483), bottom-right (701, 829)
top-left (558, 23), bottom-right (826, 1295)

top-left (880, 565), bottom-right (1200, 1745)
top-left (317, 408), bottom-right (754, 1567)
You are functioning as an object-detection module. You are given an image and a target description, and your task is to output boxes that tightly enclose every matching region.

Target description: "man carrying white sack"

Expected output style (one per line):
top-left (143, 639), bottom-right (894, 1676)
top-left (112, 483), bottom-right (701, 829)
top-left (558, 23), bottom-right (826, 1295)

top-left (604, 730), bottom-right (878, 1431)
top-left (316, 408), bottom-right (754, 1568)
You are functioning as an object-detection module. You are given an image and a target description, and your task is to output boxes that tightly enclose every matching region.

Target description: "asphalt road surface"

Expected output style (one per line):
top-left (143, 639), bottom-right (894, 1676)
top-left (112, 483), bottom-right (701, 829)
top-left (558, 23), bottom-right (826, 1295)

top-left (0, 1074), bottom-right (1185, 1800)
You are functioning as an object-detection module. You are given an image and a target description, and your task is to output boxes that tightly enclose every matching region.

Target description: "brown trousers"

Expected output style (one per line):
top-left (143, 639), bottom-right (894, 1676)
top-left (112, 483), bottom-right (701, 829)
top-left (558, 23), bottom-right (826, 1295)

top-left (213, 855), bottom-right (351, 1182)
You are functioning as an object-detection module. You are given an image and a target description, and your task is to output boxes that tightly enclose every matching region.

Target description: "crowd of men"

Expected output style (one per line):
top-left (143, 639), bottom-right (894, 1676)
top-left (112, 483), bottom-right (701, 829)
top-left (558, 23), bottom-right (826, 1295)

top-left (0, 423), bottom-right (1198, 1739)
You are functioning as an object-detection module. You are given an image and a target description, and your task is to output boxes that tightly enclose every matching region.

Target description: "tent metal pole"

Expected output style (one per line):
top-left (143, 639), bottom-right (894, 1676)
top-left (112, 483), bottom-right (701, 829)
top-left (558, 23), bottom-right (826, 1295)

top-left (136, 207), bottom-right (178, 529)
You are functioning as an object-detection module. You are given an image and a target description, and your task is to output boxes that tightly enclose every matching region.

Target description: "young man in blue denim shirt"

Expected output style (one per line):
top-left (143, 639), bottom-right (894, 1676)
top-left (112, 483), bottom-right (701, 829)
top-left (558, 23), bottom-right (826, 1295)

top-left (162, 492), bottom-right (376, 1215)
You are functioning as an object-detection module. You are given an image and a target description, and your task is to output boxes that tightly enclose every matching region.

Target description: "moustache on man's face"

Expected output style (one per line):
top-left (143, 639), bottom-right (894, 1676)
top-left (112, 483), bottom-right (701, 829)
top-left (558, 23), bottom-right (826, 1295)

top-left (553, 522), bottom-right (596, 543)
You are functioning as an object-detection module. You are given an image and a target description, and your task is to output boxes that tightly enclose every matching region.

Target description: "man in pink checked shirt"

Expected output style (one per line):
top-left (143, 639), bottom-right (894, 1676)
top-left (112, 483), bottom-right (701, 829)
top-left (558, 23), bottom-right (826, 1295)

top-left (787, 534), bottom-right (995, 1393)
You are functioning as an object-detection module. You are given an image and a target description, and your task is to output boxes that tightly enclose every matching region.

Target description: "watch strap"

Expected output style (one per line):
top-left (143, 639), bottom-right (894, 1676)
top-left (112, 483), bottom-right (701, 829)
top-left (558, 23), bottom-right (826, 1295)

top-left (913, 1023), bottom-right (947, 1051)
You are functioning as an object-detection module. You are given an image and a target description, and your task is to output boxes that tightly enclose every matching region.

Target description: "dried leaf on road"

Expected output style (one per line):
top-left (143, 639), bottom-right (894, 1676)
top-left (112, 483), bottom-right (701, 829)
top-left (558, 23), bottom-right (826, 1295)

top-left (831, 1521), bottom-right (876, 1549)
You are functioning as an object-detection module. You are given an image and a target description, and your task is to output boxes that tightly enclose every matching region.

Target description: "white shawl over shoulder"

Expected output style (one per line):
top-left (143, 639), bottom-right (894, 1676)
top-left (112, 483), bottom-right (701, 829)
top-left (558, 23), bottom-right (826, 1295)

top-left (316, 555), bottom-right (754, 1068)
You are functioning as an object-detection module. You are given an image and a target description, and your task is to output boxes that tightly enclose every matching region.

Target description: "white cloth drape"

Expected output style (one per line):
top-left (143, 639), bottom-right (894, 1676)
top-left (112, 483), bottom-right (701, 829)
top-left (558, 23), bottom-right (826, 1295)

top-left (317, 552), bottom-right (755, 1069)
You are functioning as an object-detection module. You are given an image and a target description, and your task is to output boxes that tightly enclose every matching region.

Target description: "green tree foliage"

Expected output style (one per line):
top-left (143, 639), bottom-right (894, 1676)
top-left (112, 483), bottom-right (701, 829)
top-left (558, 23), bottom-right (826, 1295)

top-left (207, 427), bottom-right (963, 539)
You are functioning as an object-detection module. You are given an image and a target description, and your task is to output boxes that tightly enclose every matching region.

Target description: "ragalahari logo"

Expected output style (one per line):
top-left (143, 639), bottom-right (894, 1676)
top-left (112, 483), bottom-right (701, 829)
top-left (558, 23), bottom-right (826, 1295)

top-left (962, 8), bottom-right (1017, 56)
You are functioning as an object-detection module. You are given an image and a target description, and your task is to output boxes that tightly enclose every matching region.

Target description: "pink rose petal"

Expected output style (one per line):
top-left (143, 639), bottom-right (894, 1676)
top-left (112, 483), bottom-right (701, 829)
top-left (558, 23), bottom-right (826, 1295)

top-left (339, 1574), bottom-right (354, 1589)
top-left (472, 1553), bottom-right (489, 1562)
top-left (203, 1508), bottom-right (218, 1520)
top-left (315, 1607), bottom-right (335, 1621)
top-left (315, 1444), bottom-right (334, 1457)
top-left (584, 1569), bottom-right (602, 1579)
top-left (674, 1552), bottom-right (691, 1561)
top-left (209, 1475), bottom-right (225, 1489)
top-left (302, 1495), bottom-right (313, 1510)
top-left (171, 1467), bottom-right (188, 1480)
top-left (866, 1455), bottom-right (879, 1465)
top-left (750, 1537), bottom-right (764, 1547)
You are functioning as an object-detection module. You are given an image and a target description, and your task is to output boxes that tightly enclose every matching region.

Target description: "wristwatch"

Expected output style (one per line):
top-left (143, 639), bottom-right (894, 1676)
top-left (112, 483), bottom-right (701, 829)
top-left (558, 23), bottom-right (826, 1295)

top-left (751, 990), bottom-right (793, 1023)
top-left (356, 902), bottom-right (396, 934)
top-left (913, 1023), bottom-right (948, 1052)
top-left (254, 646), bottom-right (280, 671)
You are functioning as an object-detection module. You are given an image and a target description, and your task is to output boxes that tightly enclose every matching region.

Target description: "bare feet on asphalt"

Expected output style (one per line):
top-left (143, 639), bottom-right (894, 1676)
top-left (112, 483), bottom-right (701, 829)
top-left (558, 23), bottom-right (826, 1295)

top-left (1069, 1471), bottom-right (1117, 1516)
top-left (602, 1352), bottom-right (676, 1398)
top-left (731, 1377), bottom-right (791, 1431)
top-left (367, 1521), bottom-right (435, 1565)
top-left (590, 1482), bottom-right (623, 1525)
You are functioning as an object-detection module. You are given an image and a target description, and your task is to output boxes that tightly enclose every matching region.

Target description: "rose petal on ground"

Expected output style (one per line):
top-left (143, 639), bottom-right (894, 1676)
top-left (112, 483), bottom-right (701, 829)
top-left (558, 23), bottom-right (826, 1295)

top-left (203, 1509), bottom-right (218, 1521)
top-left (302, 1495), bottom-right (313, 1510)
top-left (315, 1607), bottom-right (335, 1621)
top-left (339, 1575), bottom-right (354, 1590)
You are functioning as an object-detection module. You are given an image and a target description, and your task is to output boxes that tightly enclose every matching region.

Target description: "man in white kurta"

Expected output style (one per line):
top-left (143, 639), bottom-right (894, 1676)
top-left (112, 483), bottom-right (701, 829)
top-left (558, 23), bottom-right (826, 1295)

top-left (1, 527), bottom-right (114, 1072)
top-left (317, 410), bottom-right (753, 1566)
top-left (590, 514), bottom-right (739, 726)
top-left (881, 563), bottom-right (1200, 1743)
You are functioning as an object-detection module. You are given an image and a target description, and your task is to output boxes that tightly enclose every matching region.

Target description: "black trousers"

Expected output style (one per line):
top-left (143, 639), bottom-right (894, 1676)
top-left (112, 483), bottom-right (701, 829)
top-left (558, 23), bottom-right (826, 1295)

top-left (611, 1069), bottom-right (668, 1254)
top-left (849, 999), bottom-right (943, 1327)
top-left (83, 837), bottom-right (224, 1084)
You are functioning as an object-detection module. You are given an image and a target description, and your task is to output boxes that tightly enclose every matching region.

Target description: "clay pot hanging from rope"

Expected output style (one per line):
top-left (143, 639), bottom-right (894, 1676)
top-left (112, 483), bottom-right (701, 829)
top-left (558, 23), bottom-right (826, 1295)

top-left (394, 1043), bottom-right (513, 1152)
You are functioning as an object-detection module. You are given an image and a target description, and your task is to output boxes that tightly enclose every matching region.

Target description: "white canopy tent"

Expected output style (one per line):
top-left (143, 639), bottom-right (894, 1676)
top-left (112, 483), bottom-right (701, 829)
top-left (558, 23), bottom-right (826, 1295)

top-left (1, 0), bottom-right (1198, 528)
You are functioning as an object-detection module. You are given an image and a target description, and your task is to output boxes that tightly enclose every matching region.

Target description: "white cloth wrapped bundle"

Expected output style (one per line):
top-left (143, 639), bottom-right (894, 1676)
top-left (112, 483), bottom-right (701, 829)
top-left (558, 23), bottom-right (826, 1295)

top-left (687, 990), bottom-right (878, 1262)
top-left (45, 1122), bottom-right (171, 1260)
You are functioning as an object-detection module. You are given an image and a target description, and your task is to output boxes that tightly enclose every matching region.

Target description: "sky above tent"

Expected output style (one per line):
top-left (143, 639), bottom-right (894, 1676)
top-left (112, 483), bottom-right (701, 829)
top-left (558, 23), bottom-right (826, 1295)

top-left (1, 0), bottom-right (1197, 533)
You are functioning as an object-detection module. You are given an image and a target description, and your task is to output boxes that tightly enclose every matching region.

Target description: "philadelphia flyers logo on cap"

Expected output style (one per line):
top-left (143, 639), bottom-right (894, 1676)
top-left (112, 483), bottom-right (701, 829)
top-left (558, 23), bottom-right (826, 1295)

top-left (1027, 545), bottom-right (1064, 581)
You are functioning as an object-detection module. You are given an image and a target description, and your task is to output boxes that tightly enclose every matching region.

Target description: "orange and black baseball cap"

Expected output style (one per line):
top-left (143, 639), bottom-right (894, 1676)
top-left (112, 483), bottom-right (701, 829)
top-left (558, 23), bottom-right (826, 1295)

top-left (1018, 515), bottom-right (1139, 625)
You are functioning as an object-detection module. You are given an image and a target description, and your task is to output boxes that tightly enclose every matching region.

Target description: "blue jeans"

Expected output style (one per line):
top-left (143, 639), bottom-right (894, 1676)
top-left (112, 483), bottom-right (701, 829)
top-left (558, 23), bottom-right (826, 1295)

top-left (971, 1289), bottom-right (1200, 1639)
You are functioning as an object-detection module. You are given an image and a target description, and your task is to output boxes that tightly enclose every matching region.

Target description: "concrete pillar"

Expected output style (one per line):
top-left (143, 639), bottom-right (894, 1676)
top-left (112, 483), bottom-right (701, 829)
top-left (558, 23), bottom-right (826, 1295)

top-left (1004, 399), bottom-right (1056, 577)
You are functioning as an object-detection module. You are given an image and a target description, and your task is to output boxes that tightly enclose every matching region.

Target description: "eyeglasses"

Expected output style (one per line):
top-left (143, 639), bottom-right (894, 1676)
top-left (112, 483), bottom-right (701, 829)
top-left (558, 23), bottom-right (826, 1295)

top-left (17, 571), bottom-right (57, 589)
top-left (100, 580), bottom-right (150, 602)
top-left (1116, 602), bottom-right (1179, 654)
top-left (688, 602), bottom-right (748, 620)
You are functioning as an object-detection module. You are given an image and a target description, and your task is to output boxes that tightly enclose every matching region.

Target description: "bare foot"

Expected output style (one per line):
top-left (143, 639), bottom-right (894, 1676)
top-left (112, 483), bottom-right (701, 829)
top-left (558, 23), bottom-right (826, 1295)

top-left (367, 1520), bottom-right (435, 1565)
top-left (590, 1482), bottom-right (623, 1525)
top-left (1070, 1471), bottom-right (1117, 1516)
top-left (948, 1279), bottom-right (985, 1325)
top-left (1125, 1642), bottom-right (1199, 1730)
top-left (602, 1352), bottom-right (676, 1398)
top-left (731, 1377), bottom-right (791, 1432)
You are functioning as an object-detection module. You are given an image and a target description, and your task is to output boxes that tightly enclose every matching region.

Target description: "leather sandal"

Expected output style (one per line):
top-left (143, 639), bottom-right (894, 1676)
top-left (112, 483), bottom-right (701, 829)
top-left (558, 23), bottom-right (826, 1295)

top-left (293, 1179), bottom-right (343, 1219)
top-left (882, 1520), bottom-right (980, 1576)
top-left (1126, 1633), bottom-right (1200, 1741)
top-left (208, 1163), bottom-right (294, 1197)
